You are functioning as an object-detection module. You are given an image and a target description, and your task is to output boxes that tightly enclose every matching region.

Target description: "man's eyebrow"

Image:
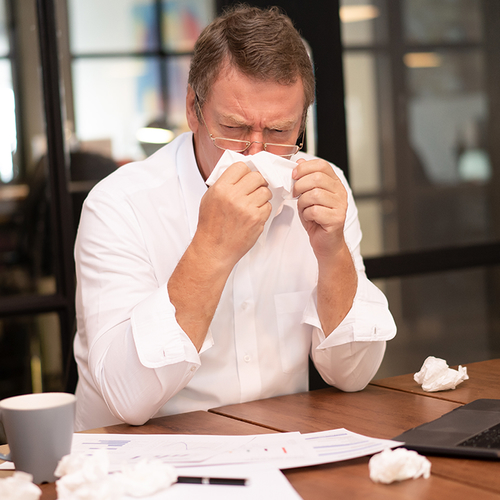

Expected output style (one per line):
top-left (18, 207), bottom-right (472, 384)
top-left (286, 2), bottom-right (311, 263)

top-left (218, 113), bottom-right (247, 126)
top-left (218, 113), bottom-right (298, 130)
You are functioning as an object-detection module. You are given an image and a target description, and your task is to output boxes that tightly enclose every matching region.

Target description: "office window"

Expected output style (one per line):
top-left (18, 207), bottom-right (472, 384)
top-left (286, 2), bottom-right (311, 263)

top-left (0, 0), bottom-right (7, 54)
top-left (0, 0), bottom-right (16, 184)
top-left (67, 0), bottom-right (215, 163)
top-left (72, 57), bottom-right (163, 161)
top-left (403, 0), bottom-right (482, 44)
top-left (341, 0), bottom-right (500, 375)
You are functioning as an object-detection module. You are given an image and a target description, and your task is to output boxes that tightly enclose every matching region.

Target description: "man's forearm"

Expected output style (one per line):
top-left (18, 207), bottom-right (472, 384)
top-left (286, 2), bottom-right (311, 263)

top-left (316, 242), bottom-right (358, 336)
top-left (167, 238), bottom-right (233, 351)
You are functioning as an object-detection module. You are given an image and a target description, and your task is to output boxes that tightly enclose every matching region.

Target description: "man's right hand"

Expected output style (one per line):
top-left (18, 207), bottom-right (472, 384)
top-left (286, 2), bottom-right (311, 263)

top-left (194, 161), bottom-right (272, 268)
top-left (168, 161), bottom-right (272, 351)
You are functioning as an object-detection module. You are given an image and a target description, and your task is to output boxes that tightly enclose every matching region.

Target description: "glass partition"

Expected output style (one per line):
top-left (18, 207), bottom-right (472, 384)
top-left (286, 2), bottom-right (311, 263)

top-left (68, 0), bottom-right (158, 54)
top-left (375, 266), bottom-right (496, 378)
top-left (68, 0), bottom-right (215, 163)
top-left (72, 57), bottom-right (163, 162)
top-left (162, 0), bottom-right (215, 52)
top-left (341, 0), bottom-right (500, 376)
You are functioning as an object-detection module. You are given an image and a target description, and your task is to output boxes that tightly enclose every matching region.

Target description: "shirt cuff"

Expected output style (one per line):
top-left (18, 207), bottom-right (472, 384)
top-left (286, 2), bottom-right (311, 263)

top-left (131, 284), bottom-right (204, 368)
top-left (302, 275), bottom-right (397, 349)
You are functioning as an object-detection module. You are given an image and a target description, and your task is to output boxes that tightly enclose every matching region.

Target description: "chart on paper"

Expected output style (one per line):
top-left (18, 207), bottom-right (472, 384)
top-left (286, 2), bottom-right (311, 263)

top-left (71, 432), bottom-right (309, 470)
top-left (70, 429), bottom-right (401, 471)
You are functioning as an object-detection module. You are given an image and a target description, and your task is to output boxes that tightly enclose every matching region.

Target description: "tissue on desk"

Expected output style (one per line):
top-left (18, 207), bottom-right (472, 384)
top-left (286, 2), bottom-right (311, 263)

top-left (55, 451), bottom-right (121, 500)
top-left (119, 460), bottom-right (178, 497)
top-left (414, 356), bottom-right (468, 392)
top-left (369, 448), bottom-right (431, 484)
top-left (55, 451), bottom-right (177, 500)
top-left (0, 471), bottom-right (42, 500)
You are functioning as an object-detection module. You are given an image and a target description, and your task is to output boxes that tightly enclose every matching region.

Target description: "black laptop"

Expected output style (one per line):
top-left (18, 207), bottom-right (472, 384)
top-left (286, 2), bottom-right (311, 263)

top-left (393, 399), bottom-right (500, 459)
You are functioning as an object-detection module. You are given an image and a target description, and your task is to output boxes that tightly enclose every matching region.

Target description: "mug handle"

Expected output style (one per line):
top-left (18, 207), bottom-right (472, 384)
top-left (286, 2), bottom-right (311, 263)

top-left (0, 409), bottom-right (11, 461)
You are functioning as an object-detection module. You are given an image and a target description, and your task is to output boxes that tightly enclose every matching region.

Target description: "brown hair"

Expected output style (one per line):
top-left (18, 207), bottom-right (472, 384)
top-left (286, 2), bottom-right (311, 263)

top-left (188, 4), bottom-right (315, 117)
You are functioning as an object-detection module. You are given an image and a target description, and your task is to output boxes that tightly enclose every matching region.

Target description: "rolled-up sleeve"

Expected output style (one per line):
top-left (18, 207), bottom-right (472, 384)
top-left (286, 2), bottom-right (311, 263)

top-left (301, 163), bottom-right (397, 391)
top-left (75, 174), bottom-right (211, 427)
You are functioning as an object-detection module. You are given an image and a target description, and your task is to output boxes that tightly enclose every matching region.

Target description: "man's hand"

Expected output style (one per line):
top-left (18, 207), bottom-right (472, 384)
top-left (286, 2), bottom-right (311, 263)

top-left (292, 158), bottom-right (348, 262)
top-left (292, 158), bottom-right (357, 335)
top-left (195, 161), bottom-right (272, 268)
top-left (168, 162), bottom-right (271, 351)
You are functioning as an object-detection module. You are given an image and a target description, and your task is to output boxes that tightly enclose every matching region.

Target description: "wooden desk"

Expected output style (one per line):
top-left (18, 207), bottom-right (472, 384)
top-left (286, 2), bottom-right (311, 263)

top-left (211, 385), bottom-right (460, 438)
top-left (211, 383), bottom-right (500, 498)
top-left (6, 360), bottom-right (500, 499)
top-left (371, 358), bottom-right (500, 404)
top-left (21, 411), bottom-right (277, 500)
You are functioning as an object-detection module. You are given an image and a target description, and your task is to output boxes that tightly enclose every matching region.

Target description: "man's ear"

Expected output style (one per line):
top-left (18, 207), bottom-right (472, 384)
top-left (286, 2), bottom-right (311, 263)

top-left (186, 85), bottom-right (199, 133)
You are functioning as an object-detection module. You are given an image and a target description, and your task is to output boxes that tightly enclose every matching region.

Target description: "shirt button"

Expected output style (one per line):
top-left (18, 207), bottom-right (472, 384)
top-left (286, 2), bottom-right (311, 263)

top-left (242, 301), bottom-right (250, 310)
top-left (243, 354), bottom-right (251, 363)
top-left (190, 366), bottom-right (196, 372)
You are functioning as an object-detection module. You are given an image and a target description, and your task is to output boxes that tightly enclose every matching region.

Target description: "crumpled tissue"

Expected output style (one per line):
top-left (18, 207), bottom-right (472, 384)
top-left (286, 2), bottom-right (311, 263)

top-left (369, 448), bottom-right (431, 484)
top-left (0, 471), bottom-right (42, 500)
top-left (55, 450), bottom-right (178, 500)
top-left (206, 149), bottom-right (297, 244)
top-left (414, 356), bottom-right (469, 392)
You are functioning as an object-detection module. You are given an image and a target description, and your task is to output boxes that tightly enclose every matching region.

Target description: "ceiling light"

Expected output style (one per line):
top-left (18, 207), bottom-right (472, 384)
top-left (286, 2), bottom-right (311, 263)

top-left (404, 52), bottom-right (442, 68)
top-left (339, 5), bottom-right (379, 23)
top-left (136, 127), bottom-right (175, 144)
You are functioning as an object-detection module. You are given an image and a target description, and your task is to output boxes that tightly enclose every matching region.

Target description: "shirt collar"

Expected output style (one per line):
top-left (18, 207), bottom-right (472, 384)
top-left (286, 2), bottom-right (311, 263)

top-left (177, 132), bottom-right (207, 238)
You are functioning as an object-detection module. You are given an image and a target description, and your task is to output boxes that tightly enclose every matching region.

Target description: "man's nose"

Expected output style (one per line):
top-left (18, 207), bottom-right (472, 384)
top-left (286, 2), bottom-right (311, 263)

top-left (244, 141), bottom-right (265, 155)
top-left (242, 131), bottom-right (266, 155)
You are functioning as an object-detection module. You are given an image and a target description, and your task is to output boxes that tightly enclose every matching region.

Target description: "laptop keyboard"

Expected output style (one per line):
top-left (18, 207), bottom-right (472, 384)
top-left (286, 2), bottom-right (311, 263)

top-left (458, 422), bottom-right (500, 449)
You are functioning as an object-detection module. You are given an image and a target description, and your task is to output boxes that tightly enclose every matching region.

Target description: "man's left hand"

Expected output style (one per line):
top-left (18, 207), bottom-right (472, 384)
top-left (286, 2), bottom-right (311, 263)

top-left (292, 158), bottom-right (348, 262)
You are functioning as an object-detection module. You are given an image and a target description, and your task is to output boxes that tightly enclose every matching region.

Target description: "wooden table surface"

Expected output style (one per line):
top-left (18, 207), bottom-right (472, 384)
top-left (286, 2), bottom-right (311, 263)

top-left (4, 411), bottom-right (276, 500)
top-left (4, 359), bottom-right (500, 499)
top-left (211, 383), bottom-right (500, 498)
top-left (210, 385), bottom-right (461, 439)
top-left (371, 358), bottom-right (500, 404)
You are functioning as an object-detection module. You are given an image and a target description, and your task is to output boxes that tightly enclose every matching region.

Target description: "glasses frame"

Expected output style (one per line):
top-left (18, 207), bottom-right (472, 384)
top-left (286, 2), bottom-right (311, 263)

top-left (195, 96), bottom-right (304, 158)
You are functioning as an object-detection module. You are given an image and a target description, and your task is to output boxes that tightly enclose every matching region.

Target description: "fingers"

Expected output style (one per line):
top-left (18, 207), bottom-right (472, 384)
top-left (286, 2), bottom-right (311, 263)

top-left (215, 162), bottom-right (271, 203)
top-left (196, 162), bottom-right (272, 266)
top-left (292, 159), bottom-right (339, 198)
top-left (292, 158), bottom-right (348, 245)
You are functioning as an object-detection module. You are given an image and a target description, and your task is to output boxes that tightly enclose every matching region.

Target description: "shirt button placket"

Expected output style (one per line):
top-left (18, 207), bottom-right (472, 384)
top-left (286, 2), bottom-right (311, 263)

top-left (233, 259), bottom-right (262, 402)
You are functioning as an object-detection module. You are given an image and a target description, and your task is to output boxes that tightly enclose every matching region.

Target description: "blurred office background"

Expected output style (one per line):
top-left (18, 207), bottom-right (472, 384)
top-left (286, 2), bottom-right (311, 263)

top-left (0, 0), bottom-right (499, 419)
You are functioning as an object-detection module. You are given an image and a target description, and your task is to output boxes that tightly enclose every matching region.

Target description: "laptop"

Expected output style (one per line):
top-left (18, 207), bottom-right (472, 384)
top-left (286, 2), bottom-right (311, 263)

top-left (393, 399), bottom-right (500, 459)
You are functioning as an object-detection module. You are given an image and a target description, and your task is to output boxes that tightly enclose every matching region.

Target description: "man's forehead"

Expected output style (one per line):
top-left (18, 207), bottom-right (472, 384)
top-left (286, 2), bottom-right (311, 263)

top-left (207, 63), bottom-right (305, 106)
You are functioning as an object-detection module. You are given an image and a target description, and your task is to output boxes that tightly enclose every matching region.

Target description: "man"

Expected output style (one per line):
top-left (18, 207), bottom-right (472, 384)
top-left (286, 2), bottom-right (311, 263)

top-left (73, 5), bottom-right (396, 431)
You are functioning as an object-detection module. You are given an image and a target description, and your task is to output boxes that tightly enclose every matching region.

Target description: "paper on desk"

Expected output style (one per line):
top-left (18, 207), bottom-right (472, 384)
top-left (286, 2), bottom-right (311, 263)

top-left (150, 464), bottom-right (303, 500)
top-left (55, 452), bottom-right (301, 500)
top-left (299, 429), bottom-right (403, 467)
top-left (71, 429), bottom-right (401, 471)
top-left (71, 432), bottom-right (308, 472)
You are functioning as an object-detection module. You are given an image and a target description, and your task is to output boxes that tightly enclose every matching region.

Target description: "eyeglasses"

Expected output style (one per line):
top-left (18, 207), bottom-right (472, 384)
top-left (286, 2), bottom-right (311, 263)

top-left (196, 97), bottom-right (303, 158)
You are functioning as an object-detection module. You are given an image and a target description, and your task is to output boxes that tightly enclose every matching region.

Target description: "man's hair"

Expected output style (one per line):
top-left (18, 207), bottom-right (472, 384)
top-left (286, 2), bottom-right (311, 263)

top-left (188, 4), bottom-right (315, 117)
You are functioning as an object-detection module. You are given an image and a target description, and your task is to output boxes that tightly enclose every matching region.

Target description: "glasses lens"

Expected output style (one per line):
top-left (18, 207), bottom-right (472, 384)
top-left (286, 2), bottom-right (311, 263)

top-left (265, 144), bottom-right (300, 157)
top-left (213, 138), bottom-right (250, 152)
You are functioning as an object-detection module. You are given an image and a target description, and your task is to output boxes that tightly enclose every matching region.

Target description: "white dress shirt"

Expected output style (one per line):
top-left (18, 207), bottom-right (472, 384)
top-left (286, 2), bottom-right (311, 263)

top-left (73, 132), bottom-right (396, 431)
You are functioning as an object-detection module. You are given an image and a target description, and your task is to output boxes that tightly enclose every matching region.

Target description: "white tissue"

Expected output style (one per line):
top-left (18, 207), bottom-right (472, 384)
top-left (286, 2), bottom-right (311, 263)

top-left (414, 356), bottom-right (469, 392)
top-left (55, 451), bottom-right (121, 500)
top-left (119, 460), bottom-right (178, 497)
top-left (55, 451), bottom-right (177, 500)
top-left (369, 448), bottom-right (431, 484)
top-left (206, 150), bottom-right (297, 244)
top-left (0, 471), bottom-right (42, 500)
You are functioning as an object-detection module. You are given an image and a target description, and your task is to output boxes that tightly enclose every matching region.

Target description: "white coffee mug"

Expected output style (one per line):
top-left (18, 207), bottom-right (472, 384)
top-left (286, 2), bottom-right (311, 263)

top-left (0, 392), bottom-right (76, 483)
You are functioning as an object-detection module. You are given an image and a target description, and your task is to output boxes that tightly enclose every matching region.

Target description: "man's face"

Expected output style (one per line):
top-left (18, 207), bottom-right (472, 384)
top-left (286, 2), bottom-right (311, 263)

top-left (187, 65), bottom-right (305, 180)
